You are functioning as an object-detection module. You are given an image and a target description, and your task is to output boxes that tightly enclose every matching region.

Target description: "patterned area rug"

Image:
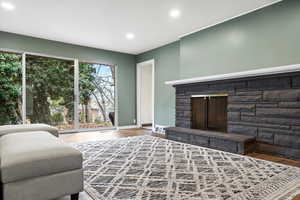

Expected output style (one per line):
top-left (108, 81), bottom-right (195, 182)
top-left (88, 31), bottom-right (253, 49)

top-left (73, 136), bottom-right (300, 200)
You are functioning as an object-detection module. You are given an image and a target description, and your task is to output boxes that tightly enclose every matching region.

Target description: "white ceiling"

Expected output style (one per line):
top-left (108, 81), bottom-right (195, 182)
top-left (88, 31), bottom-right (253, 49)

top-left (0, 0), bottom-right (281, 55)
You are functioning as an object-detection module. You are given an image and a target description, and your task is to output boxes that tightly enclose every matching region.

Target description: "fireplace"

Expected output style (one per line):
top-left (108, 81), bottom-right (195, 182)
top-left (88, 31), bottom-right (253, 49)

top-left (166, 66), bottom-right (300, 160)
top-left (191, 94), bottom-right (227, 132)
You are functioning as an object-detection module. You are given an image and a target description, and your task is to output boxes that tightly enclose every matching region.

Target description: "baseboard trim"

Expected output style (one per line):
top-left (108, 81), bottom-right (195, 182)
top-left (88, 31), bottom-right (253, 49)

top-left (117, 125), bottom-right (139, 130)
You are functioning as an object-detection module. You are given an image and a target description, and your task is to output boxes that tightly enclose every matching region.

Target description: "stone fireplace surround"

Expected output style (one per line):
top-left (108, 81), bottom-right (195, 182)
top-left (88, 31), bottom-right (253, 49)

top-left (166, 66), bottom-right (300, 160)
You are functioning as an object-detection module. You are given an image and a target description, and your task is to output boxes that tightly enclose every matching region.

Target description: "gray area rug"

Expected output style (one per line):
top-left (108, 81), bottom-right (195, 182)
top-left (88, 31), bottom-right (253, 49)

top-left (73, 136), bottom-right (300, 200)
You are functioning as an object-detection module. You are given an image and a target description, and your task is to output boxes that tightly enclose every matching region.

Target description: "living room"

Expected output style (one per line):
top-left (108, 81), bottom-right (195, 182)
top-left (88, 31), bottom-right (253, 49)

top-left (0, 0), bottom-right (299, 200)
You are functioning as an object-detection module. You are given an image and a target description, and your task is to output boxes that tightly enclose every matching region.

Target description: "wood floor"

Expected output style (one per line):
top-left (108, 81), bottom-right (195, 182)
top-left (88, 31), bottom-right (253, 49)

top-left (59, 128), bottom-right (300, 200)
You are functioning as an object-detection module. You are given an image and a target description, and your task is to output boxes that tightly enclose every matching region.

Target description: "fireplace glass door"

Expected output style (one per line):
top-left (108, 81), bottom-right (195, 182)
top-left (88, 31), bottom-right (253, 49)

top-left (192, 95), bottom-right (227, 132)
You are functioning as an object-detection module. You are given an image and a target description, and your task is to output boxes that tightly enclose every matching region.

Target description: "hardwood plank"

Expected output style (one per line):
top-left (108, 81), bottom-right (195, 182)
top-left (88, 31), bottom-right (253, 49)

top-left (247, 152), bottom-right (300, 168)
top-left (60, 128), bottom-right (163, 143)
top-left (293, 195), bottom-right (300, 200)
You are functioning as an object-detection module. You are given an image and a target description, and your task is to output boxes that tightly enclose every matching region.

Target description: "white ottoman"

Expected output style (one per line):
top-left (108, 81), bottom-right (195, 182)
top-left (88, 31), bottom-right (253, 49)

top-left (0, 124), bottom-right (59, 137)
top-left (0, 131), bottom-right (83, 200)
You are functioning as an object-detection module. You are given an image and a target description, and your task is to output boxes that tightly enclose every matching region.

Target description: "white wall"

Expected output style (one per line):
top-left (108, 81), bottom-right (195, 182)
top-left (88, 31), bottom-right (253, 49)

top-left (140, 63), bottom-right (153, 124)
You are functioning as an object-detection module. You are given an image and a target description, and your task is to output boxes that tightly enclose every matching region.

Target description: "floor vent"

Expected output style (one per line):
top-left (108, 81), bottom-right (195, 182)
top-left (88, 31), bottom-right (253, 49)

top-left (154, 125), bottom-right (168, 134)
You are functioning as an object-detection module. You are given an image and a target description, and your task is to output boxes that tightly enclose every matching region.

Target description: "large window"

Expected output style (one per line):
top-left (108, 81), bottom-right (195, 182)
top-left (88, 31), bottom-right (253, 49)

top-left (0, 52), bottom-right (22, 125)
top-left (26, 55), bottom-right (75, 130)
top-left (0, 51), bottom-right (116, 131)
top-left (79, 63), bottom-right (115, 129)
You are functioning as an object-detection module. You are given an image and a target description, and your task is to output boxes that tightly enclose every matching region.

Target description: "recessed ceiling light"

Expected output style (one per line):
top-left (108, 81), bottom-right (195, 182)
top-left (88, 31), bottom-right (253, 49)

top-left (126, 33), bottom-right (135, 40)
top-left (169, 9), bottom-right (180, 18)
top-left (1, 2), bottom-right (15, 11)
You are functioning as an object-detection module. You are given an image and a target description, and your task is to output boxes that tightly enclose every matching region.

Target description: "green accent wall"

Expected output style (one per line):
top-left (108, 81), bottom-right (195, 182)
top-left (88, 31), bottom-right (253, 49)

top-left (136, 42), bottom-right (180, 126)
top-left (180, 0), bottom-right (300, 79)
top-left (137, 0), bottom-right (300, 127)
top-left (0, 31), bottom-right (136, 126)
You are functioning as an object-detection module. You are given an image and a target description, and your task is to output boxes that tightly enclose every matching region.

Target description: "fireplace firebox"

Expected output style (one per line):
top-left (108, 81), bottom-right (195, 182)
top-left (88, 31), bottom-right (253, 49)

top-left (191, 94), bottom-right (227, 132)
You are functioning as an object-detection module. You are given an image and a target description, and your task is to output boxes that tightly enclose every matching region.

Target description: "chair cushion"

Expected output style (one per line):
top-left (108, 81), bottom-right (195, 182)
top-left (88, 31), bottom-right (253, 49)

top-left (0, 124), bottom-right (59, 137)
top-left (0, 131), bottom-right (82, 183)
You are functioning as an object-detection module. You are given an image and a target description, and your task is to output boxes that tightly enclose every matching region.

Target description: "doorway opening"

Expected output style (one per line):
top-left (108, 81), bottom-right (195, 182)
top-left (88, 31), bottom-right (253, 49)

top-left (136, 60), bottom-right (154, 131)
